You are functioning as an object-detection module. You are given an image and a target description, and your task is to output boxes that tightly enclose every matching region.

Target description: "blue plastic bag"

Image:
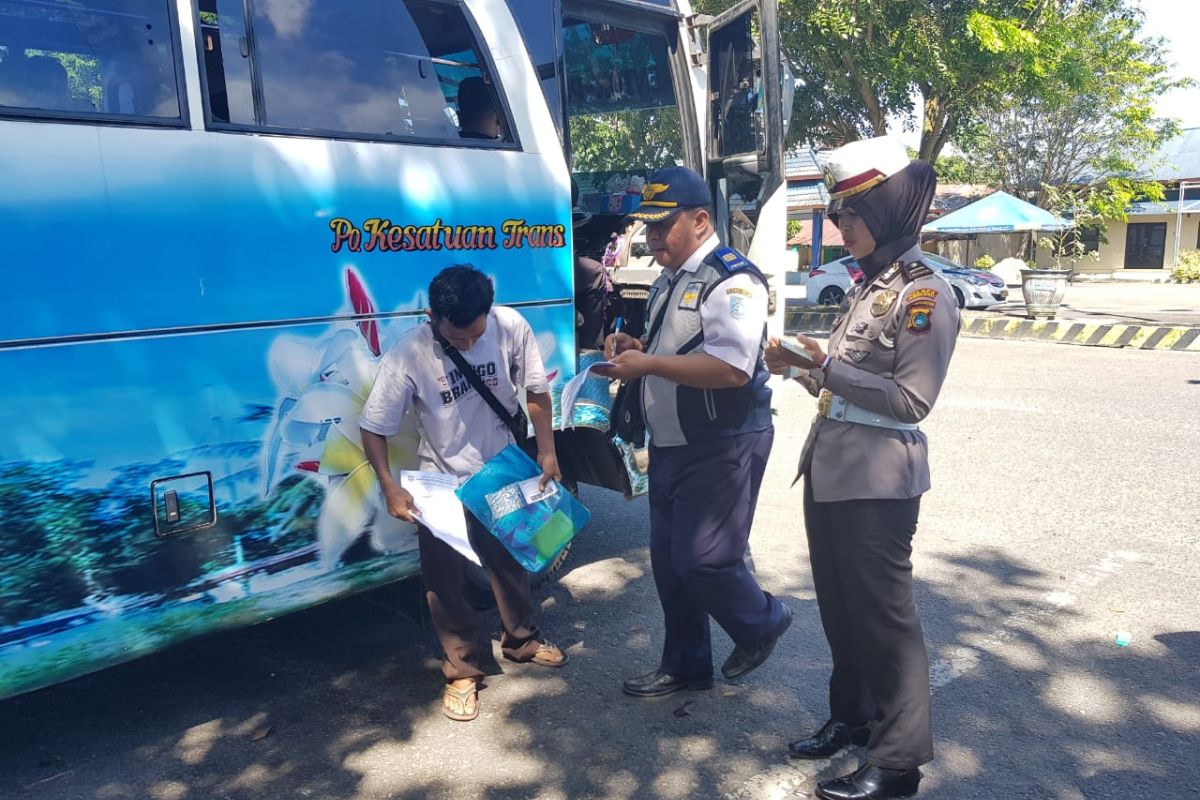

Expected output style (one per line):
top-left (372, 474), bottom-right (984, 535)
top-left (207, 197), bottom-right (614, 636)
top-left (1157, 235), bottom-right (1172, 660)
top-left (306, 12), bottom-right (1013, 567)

top-left (456, 445), bottom-right (591, 573)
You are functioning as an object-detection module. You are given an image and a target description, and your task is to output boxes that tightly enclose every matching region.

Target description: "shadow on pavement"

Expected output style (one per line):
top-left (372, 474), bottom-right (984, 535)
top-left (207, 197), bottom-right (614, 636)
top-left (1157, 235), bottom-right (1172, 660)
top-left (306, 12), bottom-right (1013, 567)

top-left (0, 492), bottom-right (1196, 800)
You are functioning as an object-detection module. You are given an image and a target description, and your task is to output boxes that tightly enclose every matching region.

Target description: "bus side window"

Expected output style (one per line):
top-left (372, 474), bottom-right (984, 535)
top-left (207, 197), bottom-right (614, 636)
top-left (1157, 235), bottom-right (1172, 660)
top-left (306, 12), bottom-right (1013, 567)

top-left (197, 0), bottom-right (460, 142)
top-left (198, 0), bottom-right (255, 125)
top-left (0, 1), bottom-right (183, 121)
top-left (405, 1), bottom-right (516, 146)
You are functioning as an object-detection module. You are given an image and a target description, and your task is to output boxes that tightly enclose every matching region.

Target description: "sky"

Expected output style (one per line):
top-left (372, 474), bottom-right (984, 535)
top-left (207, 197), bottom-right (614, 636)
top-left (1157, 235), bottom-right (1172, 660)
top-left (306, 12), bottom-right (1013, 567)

top-left (889, 0), bottom-right (1200, 149)
top-left (1137, 0), bottom-right (1200, 129)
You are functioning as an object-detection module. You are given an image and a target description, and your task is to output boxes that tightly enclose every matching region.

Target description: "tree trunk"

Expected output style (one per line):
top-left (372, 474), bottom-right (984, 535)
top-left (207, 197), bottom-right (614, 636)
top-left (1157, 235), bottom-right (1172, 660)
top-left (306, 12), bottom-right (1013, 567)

top-left (843, 53), bottom-right (888, 136)
top-left (919, 92), bottom-right (954, 163)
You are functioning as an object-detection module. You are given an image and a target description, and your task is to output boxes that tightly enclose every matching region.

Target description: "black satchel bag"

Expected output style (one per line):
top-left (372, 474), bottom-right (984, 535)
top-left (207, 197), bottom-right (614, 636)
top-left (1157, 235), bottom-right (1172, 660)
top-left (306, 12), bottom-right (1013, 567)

top-left (609, 292), bottom-right (671, 448)
top-left (431, 324), bottom-right (537, 457)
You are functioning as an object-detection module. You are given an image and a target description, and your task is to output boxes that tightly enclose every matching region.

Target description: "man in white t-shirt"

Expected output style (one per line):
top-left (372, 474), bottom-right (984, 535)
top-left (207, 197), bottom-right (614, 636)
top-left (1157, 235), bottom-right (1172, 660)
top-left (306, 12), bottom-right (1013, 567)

top-left (360, 265), bottom-right (567, 722)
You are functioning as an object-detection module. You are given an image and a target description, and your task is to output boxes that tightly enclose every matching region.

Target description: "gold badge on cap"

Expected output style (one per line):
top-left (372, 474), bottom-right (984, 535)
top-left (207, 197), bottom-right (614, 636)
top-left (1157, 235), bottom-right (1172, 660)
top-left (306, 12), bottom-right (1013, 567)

top-left (643, 182), bottom-right (669, 201)
top-left (871, 289), bottom-right (899, 317)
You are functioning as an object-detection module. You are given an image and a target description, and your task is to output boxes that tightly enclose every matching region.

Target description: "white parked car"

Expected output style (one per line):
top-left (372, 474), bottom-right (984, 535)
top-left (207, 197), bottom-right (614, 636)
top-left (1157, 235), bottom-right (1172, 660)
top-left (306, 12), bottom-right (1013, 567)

top-left (806, 253), bottom-right (1006, 309)
top-left (921, 252), bottom-right (1008, 308)
top-left (805, 256), bottom-right (863, 306)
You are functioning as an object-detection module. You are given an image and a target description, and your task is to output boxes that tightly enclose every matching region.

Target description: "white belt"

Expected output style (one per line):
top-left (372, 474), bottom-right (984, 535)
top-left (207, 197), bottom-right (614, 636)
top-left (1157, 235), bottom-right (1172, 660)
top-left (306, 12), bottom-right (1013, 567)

top-left (818, 390), bottom-right (917, 431)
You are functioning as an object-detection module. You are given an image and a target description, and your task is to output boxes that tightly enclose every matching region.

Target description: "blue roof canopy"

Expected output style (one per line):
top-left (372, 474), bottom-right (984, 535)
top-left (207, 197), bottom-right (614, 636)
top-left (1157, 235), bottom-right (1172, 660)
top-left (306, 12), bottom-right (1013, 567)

top-left (922, 190), bottom-right (1071, 234)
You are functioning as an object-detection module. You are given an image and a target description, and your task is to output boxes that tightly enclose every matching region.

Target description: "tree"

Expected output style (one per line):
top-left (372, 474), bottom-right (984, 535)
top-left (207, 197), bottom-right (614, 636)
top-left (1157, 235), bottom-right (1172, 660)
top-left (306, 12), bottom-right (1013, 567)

top-left (766, 0), bottom-right (1079, 160)
top-left (698, 0), bottom-right (1182, 165)
top-left (960, 0), bottom-right (1185, 206)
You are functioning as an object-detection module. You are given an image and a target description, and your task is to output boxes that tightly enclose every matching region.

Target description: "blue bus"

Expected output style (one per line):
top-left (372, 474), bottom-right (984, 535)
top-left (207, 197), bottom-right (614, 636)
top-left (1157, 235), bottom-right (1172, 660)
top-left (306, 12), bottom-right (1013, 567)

top-left (0, 0), bottom-right (789, 699)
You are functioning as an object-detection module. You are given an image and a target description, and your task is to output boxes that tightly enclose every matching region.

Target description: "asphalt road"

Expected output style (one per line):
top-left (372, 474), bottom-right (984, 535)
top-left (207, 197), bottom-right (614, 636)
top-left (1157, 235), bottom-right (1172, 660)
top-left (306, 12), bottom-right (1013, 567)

top-left (1, 338), bottom-right (1198, 800)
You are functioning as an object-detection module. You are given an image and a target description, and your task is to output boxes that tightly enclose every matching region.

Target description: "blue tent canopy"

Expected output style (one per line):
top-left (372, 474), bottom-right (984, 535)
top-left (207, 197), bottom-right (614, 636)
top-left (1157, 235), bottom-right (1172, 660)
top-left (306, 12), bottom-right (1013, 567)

top-left (922, 190), bottom-right (1071, 235)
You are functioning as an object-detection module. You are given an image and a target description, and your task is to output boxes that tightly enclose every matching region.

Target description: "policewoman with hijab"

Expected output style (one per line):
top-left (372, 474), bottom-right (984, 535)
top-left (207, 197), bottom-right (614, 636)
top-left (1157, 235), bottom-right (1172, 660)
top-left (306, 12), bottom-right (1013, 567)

top-left (765, 137), bottom-right (959, 800)
top-left (603, 166), bottom-right (791, 698)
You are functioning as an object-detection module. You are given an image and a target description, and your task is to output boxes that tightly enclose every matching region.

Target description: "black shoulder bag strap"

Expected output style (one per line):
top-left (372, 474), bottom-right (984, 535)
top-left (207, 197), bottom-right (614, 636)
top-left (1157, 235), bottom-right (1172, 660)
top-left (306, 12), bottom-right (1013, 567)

top-left (431, 324), bottom-right (530, 443)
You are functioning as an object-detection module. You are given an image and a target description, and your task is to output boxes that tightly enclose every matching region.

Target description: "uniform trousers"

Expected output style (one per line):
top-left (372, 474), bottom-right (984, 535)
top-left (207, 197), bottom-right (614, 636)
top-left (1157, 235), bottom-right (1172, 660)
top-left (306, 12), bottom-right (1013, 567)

top-left (648, 427), bottom-right (786, 678)
top-left (803, 479), bottom-right (934, 769)
top-left (418, 513), bottom-right (543, 681)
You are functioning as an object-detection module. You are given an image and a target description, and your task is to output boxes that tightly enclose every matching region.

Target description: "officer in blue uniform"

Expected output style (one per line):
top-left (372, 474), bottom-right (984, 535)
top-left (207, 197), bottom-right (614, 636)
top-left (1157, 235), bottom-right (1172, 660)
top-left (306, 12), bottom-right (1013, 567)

top-left (603, 166), bottom-right (791, 697)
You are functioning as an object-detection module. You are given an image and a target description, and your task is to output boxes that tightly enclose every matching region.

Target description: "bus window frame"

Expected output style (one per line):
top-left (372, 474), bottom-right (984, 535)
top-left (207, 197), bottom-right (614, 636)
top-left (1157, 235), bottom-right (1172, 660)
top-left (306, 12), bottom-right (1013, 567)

top-left (559, 0), bottom-right (701, 174)
top-left (190, 0), bottom-right (524, 151)
top-left (0, 0), bottom-right (191, 129)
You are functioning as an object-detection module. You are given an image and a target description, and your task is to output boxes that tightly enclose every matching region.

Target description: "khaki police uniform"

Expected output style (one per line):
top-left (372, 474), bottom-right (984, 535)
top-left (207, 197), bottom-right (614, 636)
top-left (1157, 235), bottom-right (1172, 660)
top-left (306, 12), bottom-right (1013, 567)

top-left (795, 243), bottom-right (960, 770)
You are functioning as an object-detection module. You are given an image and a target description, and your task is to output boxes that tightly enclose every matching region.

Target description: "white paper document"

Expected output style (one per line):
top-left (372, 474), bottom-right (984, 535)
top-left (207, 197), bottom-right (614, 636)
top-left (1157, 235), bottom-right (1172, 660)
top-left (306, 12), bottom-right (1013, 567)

top-left (399, 470), bottom-right (479, 566)
top-left (558, 362), bottom-right (616, 429)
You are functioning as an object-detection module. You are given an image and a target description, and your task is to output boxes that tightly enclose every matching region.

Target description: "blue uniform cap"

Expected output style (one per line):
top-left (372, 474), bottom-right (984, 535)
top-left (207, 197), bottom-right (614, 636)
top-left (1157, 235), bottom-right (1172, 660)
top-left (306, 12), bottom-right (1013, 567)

top-left (628, 166), bottom-right (712, 222)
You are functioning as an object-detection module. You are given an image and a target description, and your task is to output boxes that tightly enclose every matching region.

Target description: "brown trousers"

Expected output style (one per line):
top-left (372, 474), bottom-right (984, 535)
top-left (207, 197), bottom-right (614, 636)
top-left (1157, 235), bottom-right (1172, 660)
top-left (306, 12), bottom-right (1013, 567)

top-left (417, 513), bottom-right (542, 681)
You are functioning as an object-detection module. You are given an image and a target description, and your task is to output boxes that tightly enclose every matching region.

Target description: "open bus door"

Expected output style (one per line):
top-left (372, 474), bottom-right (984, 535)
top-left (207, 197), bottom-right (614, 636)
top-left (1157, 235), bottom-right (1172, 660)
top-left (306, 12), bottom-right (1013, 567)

top-left (704, 0), bottom-right (792, 312)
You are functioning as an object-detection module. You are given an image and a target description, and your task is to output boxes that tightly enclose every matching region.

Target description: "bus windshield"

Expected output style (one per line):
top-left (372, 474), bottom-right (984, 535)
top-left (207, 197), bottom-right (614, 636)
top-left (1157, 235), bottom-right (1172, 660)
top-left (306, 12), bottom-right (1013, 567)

top-left (564, 18), bottom-right (683, 210)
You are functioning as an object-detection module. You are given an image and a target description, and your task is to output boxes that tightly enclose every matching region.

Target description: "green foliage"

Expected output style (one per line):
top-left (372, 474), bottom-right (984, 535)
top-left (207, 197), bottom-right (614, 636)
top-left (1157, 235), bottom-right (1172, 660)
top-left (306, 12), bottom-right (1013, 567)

top-left (1172, 250), bottom-right (1200, 282)
top-left (26, 50), bottom-right (101, 110)
top-left (569, 107), bottom-right (683, 177)
top-left (767, 0), bottom-right (1089, 160)
top-left (694, 0), bottom-right (1189, 169)
top-left (934, 153), bottom-right (999, 185)
top-left (974, 254), bottom-right (996, 270)
top-left (961, 0), bottom-right (1187, 205)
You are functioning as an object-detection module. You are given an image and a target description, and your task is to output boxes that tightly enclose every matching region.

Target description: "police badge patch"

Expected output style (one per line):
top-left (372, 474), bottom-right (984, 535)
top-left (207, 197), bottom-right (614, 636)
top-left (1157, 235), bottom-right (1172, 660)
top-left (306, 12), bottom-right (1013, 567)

top-left (871, 289), bottom-right (899, 317)
top-left (847, 349), bottom-right (870, 363)
top-left (678, 281), bottom-right (705, 310)
top-left (904, 287), bottom-right (938, 334)
top-left (729, 295), bottom-right (746, 319)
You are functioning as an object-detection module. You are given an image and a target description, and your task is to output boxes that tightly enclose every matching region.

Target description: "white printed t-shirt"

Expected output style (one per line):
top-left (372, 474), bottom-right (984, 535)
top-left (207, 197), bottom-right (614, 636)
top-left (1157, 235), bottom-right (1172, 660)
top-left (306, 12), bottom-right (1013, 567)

top-left (360, 306), bottom-right (549, 481)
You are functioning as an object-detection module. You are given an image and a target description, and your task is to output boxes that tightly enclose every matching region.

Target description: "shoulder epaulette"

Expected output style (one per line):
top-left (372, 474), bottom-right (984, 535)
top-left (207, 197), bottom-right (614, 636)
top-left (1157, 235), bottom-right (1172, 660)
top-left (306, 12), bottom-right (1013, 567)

top-left (713, 246), bottom-right (752, 272)
top-left (878, 262), bottom-right (902, 284)
top-left (901, 261), bottom-right (935, 282)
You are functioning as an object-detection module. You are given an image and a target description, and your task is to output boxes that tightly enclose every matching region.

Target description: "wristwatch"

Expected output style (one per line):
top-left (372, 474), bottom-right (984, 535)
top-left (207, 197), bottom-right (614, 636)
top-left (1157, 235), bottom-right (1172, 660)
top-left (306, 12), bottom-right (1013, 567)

top-left (807, 354), bottom-right (832, 387)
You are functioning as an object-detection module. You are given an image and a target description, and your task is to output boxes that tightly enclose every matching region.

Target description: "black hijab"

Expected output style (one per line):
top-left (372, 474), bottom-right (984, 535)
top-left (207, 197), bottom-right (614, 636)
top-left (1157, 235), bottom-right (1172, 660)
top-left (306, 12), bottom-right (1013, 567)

top-left (837, 160), bottom-right (938, 279)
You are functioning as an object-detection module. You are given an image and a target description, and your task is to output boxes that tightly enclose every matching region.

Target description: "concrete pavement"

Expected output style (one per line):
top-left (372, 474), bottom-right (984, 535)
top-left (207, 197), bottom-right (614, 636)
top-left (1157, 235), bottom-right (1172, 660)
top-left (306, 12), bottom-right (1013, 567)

top-left (0, 338), bottom-right (1197, 800)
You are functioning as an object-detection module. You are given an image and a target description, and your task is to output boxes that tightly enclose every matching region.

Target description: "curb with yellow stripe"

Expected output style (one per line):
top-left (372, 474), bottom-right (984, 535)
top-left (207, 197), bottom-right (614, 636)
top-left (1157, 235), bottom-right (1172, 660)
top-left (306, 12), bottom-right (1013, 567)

top-left (783, 306), bottom-right (1200, 352)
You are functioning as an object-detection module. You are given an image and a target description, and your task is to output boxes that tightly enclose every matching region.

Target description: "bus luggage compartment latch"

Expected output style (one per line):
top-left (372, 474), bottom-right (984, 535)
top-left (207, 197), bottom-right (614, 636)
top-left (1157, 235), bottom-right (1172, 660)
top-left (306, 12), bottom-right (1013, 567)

top-left (150, 472), bottom-right (217, 538)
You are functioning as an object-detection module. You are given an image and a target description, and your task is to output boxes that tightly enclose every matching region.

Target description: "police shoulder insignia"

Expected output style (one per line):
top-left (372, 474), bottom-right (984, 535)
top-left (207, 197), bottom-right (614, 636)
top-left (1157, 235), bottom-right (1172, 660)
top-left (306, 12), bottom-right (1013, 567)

top-left (870, 289), bottom-right (899, 317)
top-left (903, 262), bottom-right (935, 281)
top-left (903, 288), bottom-right (937, 335)
top-left (725, 286), bottom-right (753, 298)
top-left (714, 247), bottom-right (750, 270)
top-left (678, 280), bottom-right (705, 310)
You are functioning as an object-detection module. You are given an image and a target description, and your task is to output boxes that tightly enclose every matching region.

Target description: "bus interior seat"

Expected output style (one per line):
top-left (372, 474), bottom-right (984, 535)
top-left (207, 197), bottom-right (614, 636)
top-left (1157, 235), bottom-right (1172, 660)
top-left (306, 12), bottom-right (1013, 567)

top-left (22, 55), bottom-right (71, 111)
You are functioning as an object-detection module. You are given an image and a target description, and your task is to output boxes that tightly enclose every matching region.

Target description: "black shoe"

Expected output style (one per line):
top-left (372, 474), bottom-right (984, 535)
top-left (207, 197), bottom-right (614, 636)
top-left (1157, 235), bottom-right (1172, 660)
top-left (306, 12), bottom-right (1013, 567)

top-left (788, 719), bottom-right (871, 759)
top-left (721, 604), bottom-right (793, 681)
top-left (622, 670), bottom-right (714, 698)
top-left (816, 764), bottom-right (921, 800)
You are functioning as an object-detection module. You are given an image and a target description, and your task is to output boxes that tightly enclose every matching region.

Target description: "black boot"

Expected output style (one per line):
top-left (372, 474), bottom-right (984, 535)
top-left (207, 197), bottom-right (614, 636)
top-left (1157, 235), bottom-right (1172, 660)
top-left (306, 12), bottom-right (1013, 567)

top-left (788, 719), bottom-right (871, 759)
top-left (816, 764), bottom-right (921, 800)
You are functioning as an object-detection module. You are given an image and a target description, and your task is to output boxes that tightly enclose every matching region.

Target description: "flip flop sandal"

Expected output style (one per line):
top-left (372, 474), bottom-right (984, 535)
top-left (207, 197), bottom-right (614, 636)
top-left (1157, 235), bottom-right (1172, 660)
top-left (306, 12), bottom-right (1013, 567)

top-left (442, 683), bottom-right (479, 722)
top-left (530, 641), bottom-right (569, 668)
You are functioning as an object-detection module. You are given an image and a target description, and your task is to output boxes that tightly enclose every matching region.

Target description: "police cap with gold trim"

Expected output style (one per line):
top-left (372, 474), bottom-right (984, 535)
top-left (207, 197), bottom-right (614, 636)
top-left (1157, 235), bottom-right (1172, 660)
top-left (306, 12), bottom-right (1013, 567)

top-left (823, 136), bottom-right (911, 214)
top-left (627, 166), bottom-right (712, 222)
